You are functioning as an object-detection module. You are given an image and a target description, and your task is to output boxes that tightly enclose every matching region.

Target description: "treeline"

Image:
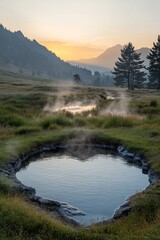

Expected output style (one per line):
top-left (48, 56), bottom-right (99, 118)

top-left (73, 71), bottom-right (114, 87)
top-left (92, 71), bottom-right (114, 87)
top-left (112, 36), bottom-right (160, 90)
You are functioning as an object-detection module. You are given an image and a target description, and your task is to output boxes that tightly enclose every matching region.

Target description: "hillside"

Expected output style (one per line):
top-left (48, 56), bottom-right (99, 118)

top-left (0, 24), bottom-right (92, 83)
top-left (78, 44), bottom-right (150, 69)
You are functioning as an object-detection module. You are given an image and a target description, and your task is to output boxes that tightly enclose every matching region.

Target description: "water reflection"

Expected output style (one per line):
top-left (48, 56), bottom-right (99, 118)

top-left (16, 148), bottom-right (149, 225)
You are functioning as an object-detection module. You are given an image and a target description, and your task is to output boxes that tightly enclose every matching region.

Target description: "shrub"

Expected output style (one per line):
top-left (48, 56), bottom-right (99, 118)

top-left (0, 177), bottom-right (15, 195)
top-left (39, 115), bottom-right (73, 129)
top-left (103, 115), bottom-right (136, 128)
top-left (143, 107), bottom-right (160, 115)
top-left (74, 117), bottom-right (88, 127)
top-left (87, 117), bottom-right (104, 128)
top-left (53, 116), bottom-right (73, 127)
top-left (0, 114), bottom-right (26, 127)
top-left (15, 126), bottom-right (41, 135)
top-left (150, 100), bottom-right (158, 107)
top-left (88, 115), bottom-right (138, 128)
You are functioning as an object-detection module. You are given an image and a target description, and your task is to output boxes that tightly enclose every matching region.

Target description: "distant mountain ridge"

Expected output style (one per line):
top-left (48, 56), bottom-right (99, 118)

top-left (0, 24), bottom-right (92, 82)
top-left (67, 61), bottom-right (112, 75)
top-left (77, 44), bottom-right (150, 69)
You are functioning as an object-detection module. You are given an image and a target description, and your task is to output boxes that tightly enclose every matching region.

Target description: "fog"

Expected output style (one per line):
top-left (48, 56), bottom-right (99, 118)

top-left (100, 91), bottom-right (130, 116)
top-left (43, 83), bottom-right (134, 117)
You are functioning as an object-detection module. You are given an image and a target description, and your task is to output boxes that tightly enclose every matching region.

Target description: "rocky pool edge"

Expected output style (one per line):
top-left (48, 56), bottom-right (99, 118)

top-left (0, 142), bottom-right (159, 227)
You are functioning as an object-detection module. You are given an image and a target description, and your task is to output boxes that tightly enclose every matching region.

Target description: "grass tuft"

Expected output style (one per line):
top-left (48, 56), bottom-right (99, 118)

top-left (38, 115), bottom-right (73, 129)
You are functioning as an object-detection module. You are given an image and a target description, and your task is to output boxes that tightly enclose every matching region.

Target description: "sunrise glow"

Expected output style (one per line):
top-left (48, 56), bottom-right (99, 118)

top-left (39, 41), bottom-right (104, 61)
top-left (0, 0), bottom-right (160, 60)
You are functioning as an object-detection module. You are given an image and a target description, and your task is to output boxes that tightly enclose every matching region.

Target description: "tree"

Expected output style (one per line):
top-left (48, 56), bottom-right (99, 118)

top-left (73, 74), bottom-right (81, 83)
top-left (112, 43), bottom-right (146, 90)
top-left (93, 71), bottom-right (101, 86)
top-left (134, 71), bottom-right (147, 89)
top-left (147, 35), bottom-right (160, 90)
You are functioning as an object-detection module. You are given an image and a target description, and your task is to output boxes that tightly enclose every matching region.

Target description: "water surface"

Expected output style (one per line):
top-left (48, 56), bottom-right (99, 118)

top-left (16, 148), bottom-right (149, 225)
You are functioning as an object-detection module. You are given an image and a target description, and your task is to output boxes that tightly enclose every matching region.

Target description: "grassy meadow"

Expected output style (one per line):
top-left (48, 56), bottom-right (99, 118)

top-left (0, 69), bottom-right (160, 239)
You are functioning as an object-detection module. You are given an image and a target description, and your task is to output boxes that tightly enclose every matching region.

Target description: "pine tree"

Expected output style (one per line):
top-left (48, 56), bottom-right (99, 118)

top-left (147, 36), bottom-right (160, 90)
top-left (112, 43), bottom-right (146, 90)
top-left (93, 71), bottom-right (101, 86)
top-left (134, 71), bottom-right (147, 88)
top-left (73, 74), bottom-right (81, 83)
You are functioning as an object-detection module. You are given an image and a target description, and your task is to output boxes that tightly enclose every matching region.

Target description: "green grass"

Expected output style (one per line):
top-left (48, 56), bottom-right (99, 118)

top-left (38, 115), bottom-right (74, 129)
top-left (88, 115), bottom-right (140, 128)
top-left (1, 195), bottom-right (108, 240)
top-left (0, 70), bottom-right (160, 239)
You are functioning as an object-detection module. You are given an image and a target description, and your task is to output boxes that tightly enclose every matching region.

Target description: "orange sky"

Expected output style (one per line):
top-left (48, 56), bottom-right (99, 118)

top-left (39, 41), bottom-right (104, 61)
top-left (0, 0), bottom-right (160, 61)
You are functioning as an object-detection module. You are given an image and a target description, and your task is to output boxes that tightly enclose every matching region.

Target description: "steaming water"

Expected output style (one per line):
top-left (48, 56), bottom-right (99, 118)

top-left (55, 104), bottom-right (96, 114)
top-left (16, 150), bottom-right (149, 225)
top-left (44, 104), bottom-right (96, 114)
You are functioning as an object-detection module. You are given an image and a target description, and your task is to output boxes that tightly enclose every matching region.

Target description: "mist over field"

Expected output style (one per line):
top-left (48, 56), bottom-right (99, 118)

top-left (0, 0), bottom-right (160, 239)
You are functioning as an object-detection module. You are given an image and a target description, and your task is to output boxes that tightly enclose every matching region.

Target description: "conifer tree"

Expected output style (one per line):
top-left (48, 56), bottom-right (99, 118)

top-left (113, 43), bottom-right (146, 90)
top-left (147, 36), bottom-right (160, 90)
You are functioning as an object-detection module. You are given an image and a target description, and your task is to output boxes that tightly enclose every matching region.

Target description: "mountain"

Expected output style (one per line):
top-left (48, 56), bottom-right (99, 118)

top-left (136, 47), bottom-right (150, 67)
top-left (0, 24), bottom-right (92, 83)
top-left (78, 45), bottom-right (122, 69)
top-left (78, 45), bottom-right (150, 69)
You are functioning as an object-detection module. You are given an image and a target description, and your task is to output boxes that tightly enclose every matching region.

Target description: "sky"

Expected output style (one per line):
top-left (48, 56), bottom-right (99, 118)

top-left (0, 0), bottom-right (160, 60)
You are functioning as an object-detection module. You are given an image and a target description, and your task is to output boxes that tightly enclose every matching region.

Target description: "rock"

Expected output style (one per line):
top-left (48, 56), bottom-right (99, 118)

top-left (113, 202), bottom-right (131, 219)
top-left (19, 185), bottom-right (36, 197)
top-left (7, 164), bottom-right (15, 174)
top-left (142, 164), bottom-right (149, 174)
top-left (123, 151), bottom-right (135, 158)
top-left (39, 198), bottom-right (60, 207)
top-left (13, 160), bottom-right (21, 170)
top-left (0, 168), bottom-right (10, 176)
top-left (61, 202), bottom-right (86, 216)
top-left (117, 146), bottom-right (125, 153)
top-left (149, 171), bottom-right (159, 184)
top-left (134, 155), bottom-right (142, 162)
top-left (31, 196), bottom-right (60, 208)
top-left (58, 144), bottom-right (69, 149)
top-left (117, 146), bottom-right (135, 158)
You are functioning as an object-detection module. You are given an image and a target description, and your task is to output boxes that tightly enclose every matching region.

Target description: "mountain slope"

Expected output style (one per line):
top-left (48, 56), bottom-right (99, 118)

top-left (136, 47), bottom-right (150, 67)
top-left (78, 45), bottom-right (150, 69)
top-left (79, 45), bottom-right (122, 69)
top-left (0, 24), bottom-right (92, 82)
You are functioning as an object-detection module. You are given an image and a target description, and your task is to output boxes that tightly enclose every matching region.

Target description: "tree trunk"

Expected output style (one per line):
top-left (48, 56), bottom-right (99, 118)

top-left (128, 72), bottom-right (130, 90)
top-left (158, 78), bottom-right (160, 90)
top-left (158, 70), bottom-right (160, 90)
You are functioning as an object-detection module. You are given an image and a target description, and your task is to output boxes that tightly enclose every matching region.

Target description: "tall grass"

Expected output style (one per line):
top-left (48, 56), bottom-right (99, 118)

top-left (0, 104), bottom-right (28, 127)
top-left (38, 115), bottom-right (73, 129)
top-left (15, 126), bottom-right (41, 135)
top-left (88, 115), bottom-right (140, 128)
top-left (0, 195), bottom-right (103, 240)
top-left (0, 114), bottom-right (26, 127)
top-left (0, 176), bottom-right (16, 195)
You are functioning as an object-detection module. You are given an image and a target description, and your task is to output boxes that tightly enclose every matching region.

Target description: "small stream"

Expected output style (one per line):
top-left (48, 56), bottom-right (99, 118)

top-left (16, 147), bottom-right (149, 225)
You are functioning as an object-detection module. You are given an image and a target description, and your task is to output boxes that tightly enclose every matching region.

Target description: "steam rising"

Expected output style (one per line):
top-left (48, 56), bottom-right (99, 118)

top-left (101, 92), bottom-right (130, 116)
top-left (43, 82), bottom-right (97, 115)
top-left (44, 101), bottom-right (96, 114)
top-left (43, 83), bottom-right (138, 118)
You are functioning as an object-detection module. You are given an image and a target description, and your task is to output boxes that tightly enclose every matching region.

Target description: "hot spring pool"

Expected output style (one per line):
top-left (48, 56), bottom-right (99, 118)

top-left (16, 147), bottom-right (149, 225)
